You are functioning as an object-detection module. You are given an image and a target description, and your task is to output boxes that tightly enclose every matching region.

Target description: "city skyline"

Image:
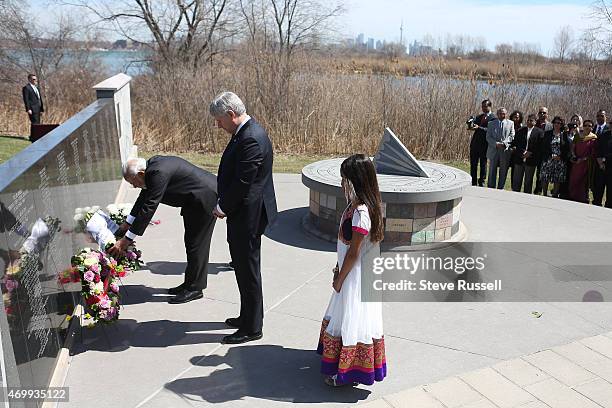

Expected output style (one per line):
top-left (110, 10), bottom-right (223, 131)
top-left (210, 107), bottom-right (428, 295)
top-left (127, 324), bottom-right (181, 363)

top-left (342, 0), bottom-right (593, 55)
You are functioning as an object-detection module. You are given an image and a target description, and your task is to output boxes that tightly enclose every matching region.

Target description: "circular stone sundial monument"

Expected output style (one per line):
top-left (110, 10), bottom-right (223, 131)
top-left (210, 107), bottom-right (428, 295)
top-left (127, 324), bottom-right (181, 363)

top-left (302, 128), bottom-right (472, 248)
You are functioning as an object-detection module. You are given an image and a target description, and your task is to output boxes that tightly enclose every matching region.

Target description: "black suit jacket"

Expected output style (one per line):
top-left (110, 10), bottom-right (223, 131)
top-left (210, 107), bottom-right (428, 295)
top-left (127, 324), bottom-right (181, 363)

top-left (217, 118), bottom-right (277, 237)
top-left (469, 112), bottom-right (495, 150)
top-left (22, 84), bottom-right (44, 114)
top-left (541, 130), bottom-right (570, 163)
top-left (511, 126), bottom-right (543, 166)
top-left (597, 127), bottom-right (612, 159)
top-left (594, 123), bottom-right (610, 138)
top-left (129, 156), bottom-right (217, 236)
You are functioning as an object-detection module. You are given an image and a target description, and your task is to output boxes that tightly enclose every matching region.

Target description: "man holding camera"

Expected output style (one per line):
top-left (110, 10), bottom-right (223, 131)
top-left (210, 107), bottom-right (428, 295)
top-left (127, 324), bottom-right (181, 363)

top-left (468, 99), bottom-right (495, 187)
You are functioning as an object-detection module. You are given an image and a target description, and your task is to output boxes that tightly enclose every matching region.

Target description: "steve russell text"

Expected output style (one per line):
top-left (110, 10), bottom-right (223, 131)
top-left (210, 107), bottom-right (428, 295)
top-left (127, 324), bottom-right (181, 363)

top-left (372, 279), bottom-right (502, 292)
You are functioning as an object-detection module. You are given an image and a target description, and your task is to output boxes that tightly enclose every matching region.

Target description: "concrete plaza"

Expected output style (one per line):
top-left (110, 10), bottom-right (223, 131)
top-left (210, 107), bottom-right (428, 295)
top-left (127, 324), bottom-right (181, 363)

top-left (62, 174), bottom-right (612, 407)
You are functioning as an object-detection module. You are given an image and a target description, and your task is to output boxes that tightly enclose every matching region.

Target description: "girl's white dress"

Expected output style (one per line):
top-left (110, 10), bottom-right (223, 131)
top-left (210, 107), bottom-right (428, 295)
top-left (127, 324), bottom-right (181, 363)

top-left (316, 204), bottom-right (386, 385)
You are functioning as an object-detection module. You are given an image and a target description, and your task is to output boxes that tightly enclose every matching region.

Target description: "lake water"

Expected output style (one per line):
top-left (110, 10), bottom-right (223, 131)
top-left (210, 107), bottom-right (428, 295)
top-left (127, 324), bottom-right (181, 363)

top-left (83, 50), bottom-right (151, 76)
top-left (6, 49), bottom-right (152, 76)
top-left (12, 49), bottom-right (568, 96)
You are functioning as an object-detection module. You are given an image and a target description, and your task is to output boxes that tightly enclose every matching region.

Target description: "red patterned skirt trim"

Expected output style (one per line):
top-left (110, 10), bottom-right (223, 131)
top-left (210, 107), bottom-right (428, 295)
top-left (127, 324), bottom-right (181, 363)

top-left (316, 319), bottom-right (387, 385)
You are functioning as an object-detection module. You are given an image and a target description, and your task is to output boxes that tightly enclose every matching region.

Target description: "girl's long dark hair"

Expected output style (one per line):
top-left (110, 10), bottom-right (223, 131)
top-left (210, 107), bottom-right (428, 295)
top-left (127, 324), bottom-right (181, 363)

top-left (340, 154), bottom-right (384, 243)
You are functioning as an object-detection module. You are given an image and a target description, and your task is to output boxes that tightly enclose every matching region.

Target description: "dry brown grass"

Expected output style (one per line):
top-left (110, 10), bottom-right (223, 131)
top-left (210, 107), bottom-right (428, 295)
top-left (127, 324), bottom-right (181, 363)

top-left (0, 68), bottom-right (103, 136)
top-left (327, 54), bottom-right (589, 84)
top-left (130, 53), bottom-right (611, 161)
top-left (2, 52), bottom-right (611, 162)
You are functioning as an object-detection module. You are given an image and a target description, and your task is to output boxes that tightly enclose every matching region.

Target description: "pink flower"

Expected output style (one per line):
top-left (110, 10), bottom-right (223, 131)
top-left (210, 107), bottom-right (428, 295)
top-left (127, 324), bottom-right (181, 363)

top-left (90, 264), bottom-right (99, 273)
top-left (98, 298), bottom-right (111, 309)
top-left (110, 283), bottom-right (119, 293)
top-left (126, 251), bottom-right (137, 260)
top-left (83, 271), bottom-right (95, 282)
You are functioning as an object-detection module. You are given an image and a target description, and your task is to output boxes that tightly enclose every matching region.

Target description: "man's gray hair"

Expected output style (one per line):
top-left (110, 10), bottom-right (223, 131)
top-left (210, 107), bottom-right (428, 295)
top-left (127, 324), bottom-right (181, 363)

top-left (122, 157), bottom-right (147, 177)
top-left (497, 107), bottom-right (508, 114)
top-left (209, 91), bottom-right (246, 117)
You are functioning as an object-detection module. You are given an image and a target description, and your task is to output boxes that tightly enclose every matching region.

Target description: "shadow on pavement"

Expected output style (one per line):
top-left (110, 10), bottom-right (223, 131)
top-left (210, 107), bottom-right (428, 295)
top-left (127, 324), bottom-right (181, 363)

top-left (119, 284), bottom-right (174, 305)
top-left (146, 261), bottom-right (233, 276)
top-left (165, 344), bottom-right (371, 404)
top-left (73, 319), bottom-right (229, 354)
top-left (265, 207), bottom-right (335, 252)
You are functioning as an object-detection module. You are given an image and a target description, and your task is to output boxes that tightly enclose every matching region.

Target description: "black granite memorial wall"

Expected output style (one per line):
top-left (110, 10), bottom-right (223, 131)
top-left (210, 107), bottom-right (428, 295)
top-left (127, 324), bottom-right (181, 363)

top-left (0, 98), bottom-right (122, 406)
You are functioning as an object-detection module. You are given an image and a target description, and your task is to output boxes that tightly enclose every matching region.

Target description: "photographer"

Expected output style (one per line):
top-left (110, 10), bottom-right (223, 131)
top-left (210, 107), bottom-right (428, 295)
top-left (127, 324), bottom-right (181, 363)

top-left (468, 99), bottom-right (495, 186)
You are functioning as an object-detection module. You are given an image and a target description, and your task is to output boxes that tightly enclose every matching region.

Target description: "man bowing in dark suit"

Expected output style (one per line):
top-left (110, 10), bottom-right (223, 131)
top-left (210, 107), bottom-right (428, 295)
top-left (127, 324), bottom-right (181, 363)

top-left (210, 91), bottom-right (277, 344)
top-left (108, 156), bottom-right (218, 304)
top-left (22, 74), bottom-right (44, 131)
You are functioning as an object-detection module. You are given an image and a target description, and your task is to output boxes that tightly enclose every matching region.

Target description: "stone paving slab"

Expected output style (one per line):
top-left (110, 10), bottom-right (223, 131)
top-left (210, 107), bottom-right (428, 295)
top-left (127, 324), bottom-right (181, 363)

top-left (363, 332), bottom-right (612, 408)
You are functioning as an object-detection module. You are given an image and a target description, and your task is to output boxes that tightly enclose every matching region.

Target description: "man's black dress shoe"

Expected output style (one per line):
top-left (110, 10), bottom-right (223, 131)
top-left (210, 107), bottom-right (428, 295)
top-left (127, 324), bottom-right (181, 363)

top-left (222, 330), bottom-right (263, 344)
top-left (168, 283), bottom-right (185, 295)
top-left (225, 317), bottom-right (241, 328)
top-left (168, 289), bottom-right (203, 304)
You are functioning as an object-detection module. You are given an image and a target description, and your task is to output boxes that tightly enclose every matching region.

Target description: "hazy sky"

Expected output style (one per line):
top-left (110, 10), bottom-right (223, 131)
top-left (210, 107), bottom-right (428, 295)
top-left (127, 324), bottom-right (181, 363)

top-left (30, 0), bottom-right (596, 54)
top-left (342, 0), bottom-right (594, 53)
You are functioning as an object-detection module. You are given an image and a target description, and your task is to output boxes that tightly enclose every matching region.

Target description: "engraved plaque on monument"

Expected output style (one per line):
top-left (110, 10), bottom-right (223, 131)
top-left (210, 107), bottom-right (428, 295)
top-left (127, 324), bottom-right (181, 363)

top-left (0, 87), bottom-right (125, 406)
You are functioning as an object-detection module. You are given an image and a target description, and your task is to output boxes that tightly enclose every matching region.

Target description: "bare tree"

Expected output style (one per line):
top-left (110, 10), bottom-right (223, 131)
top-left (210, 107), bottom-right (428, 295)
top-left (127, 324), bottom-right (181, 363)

top-left (589, 0), bottom-right (612, 60)
top-left (239, 0), bottom-right (343, 115)
top-left (495, 43), bottom-right (513, 57)
top-left (0, 0), bottom-right (81, 86)
top-left (571, 29), bottom-right (599, 61)
top-left (63, 0), bottom-right (235, 69)
top-left (552, 25), bottom-right (574, 62)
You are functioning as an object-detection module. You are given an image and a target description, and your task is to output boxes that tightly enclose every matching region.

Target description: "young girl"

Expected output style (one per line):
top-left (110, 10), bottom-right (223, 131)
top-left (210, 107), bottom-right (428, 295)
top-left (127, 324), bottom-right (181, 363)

top-left (316, 154), bottom-right (387, 387)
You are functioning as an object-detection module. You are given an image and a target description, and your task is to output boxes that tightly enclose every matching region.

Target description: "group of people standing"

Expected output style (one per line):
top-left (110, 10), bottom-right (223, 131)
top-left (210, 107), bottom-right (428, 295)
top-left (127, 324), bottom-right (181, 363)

top-left (469, 100), bottom-right (612, 207)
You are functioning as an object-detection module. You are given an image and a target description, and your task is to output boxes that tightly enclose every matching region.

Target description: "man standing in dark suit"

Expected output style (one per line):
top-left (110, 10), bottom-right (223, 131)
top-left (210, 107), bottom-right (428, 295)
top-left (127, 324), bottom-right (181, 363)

top-left (533, 106), bottom-right (553, 194)
top-left (22, 73), bottom-right (44, 128)
top-left (108, 155), bottom-right (218, 304)
top-left (469, 99), bottom-right (495, 187)
top-left (210, 91), bottom-right (277, 345)
top-left (596, 118), bottom-right (612, 208)
top-left (593, 110), bottom-right (610, 206)
top-left (511, 114), bottom-right (543, 193)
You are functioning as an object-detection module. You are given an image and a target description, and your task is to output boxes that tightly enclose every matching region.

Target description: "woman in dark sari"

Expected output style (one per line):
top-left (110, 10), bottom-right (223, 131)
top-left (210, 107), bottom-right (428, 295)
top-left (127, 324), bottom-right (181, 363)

top-left (569, 120), bottom-right (598, 203)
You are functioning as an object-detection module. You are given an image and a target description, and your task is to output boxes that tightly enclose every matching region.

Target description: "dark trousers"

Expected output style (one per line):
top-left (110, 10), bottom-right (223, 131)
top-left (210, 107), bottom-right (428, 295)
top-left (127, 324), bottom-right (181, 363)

top-left (605, 163), bottom-right (612, 208)
top-left (28, 112), bottom-right (40, 124)
top-left (592, 165), bottom-right (606, 206)
top-left (533, 163), bottom-right (543, 194)
top-left (182, 210), bottom-right (216, 291)
top-left (512, 163), bottom-right (537, 193)
top-left (227, 211), bottom-right (267, 334)
top-left (470, 145), bottom-right (487, 186)
top-left (511, 164), bottom-right (522, 192)
top-left (559, 162), bottom-right (571, 200)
